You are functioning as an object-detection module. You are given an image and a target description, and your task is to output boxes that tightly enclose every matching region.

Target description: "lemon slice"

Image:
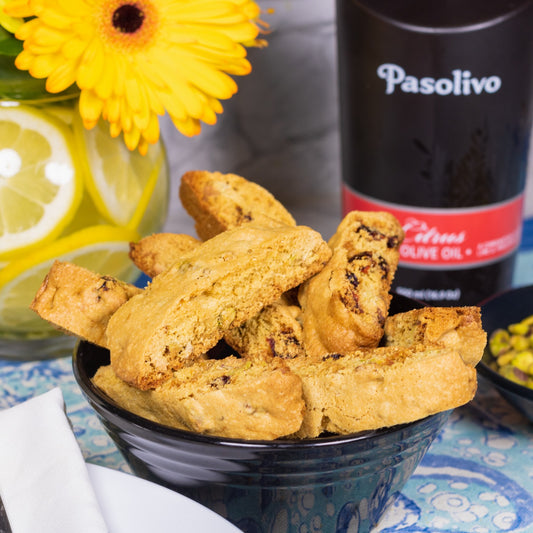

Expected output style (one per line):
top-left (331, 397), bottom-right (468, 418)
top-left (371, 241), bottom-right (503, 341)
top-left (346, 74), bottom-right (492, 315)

top-left (0, 104), bottom-right (82, 260)
top-left (0, 225), bottom-right (140, 333)
top-left (74, 114), bottom-right (167, 228)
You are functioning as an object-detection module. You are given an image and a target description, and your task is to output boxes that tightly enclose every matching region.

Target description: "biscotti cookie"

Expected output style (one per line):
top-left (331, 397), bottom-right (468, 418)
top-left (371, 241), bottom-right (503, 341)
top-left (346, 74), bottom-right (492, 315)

top-left (93, 355), bottom-right (305, 440)
top-left (107, 223), bottom-right (332, 390)
top-left (298, 211), bottom-right (404, 357)
top-left (179, 170), bottom-right (296, 240)
top-left (384, 306), bottom-right (487, 367)
top-left (287, 345), bottom-right (477, 438)
top-left (130, 233), bottom-right (306, 360)
top-left (30, 261), bottom-right (141, 348)
top-left (130, 233), bottom-right (305, 358)
top-left (224, 296), bottom-right (305, 360)
top-left (129, 233), bottom-right (201, 278)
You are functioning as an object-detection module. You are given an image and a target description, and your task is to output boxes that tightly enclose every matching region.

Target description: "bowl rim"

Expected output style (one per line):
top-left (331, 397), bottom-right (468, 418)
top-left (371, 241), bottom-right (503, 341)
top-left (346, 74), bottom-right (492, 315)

top-left (478, 284), bottom-right (533, 400)
top-left (73, 339), bottom-right (449, 449)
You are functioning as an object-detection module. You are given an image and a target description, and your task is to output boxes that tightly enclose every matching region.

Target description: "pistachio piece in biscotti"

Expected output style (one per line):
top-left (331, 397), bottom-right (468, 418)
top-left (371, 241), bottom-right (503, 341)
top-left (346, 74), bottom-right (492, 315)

top-left (384, 306), bottom-right (487, 367)
top-left (106, 223), bottom-right (332, 390)
top-left (30, 261), bottom-right (142, 348)
top-left (93, 356), bottom-right (305, 440)
top-left (288, 345), bottom-right (477, 438)
top-left (179, 170), bottom-right (296, 240)
top-left (299, 211), bottom-right (404, 357)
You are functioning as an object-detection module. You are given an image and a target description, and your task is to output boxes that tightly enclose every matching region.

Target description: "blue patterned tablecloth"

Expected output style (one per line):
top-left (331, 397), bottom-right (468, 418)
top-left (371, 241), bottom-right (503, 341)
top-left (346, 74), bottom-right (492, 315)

top-left (1, 355), bottom-right (532, 533)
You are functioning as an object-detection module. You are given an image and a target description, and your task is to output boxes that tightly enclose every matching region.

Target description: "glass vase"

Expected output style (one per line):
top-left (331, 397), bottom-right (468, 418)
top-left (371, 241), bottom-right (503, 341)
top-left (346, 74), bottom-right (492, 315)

top-left (0, 93), bottom-right (169, 359)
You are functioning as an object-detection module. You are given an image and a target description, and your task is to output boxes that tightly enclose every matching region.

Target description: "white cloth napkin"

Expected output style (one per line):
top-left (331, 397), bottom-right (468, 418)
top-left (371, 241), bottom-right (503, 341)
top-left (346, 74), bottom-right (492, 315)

top-left (0, 387), bottom-right (108, 533)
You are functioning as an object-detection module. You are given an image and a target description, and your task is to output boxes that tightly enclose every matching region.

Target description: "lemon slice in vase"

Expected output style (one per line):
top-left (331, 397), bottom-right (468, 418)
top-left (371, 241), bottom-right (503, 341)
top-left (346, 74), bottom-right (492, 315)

top-left (0, 104), bottom-right (82, 260)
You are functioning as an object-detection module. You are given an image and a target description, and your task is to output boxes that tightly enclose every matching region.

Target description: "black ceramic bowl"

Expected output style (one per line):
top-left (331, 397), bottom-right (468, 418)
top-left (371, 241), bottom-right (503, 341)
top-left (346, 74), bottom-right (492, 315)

top-left (73, 295), bottom-right (450, 533)
top-left (478, 285), bottom-right (533, 422)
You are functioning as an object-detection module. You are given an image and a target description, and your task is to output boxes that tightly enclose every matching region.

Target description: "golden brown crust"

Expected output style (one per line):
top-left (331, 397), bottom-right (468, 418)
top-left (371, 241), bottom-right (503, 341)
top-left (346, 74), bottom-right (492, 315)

top-left (93, 356), bottom-right (305, 440)
top-left (288, 346), bottom-right (477, 438)
top-left (179, 170), bottom-right (296, 240)
top-left (92, 365), bottom-right (190, 431)
top-left (299, 211), bottom-right (404, 357)
top-left (106, 223), bottom-right (332, 390)
top-left (30, 261), bottom-right (141, 348)
top-left (129, 233), bottom-right (201, 278)
top-left (384, 306), bottom-right (487, 366)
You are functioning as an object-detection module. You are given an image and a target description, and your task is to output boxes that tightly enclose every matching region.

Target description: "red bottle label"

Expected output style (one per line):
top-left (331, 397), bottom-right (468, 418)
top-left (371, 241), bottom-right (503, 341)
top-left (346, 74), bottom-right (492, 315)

top-left (342, 185), bottom-right (524, 268)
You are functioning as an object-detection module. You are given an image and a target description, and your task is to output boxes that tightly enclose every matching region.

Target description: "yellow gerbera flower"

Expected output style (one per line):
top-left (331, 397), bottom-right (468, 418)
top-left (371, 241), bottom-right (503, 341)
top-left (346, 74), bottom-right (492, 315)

top-left (5, 0), bottom-right (267, 153)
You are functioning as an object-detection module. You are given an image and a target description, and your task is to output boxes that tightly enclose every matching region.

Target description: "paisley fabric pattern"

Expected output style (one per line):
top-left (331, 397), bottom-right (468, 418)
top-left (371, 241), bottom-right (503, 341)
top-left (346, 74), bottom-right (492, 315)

top-left (1, 356), bottom-right (532, 532)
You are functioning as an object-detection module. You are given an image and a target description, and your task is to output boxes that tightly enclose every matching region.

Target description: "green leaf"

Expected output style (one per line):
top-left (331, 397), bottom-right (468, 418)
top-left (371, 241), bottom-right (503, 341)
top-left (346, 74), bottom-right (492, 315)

top-left (0, 26), bottom-right (22, 56)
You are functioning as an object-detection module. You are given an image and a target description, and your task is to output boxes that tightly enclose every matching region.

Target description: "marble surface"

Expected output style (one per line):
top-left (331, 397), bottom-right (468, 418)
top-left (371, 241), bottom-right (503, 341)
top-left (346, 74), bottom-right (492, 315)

top-left (160, 0), bottom-right (341, 242)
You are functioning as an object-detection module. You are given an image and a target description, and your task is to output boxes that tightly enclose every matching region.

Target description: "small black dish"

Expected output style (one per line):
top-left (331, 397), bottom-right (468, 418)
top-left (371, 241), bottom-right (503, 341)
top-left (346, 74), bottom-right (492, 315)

top-left (477, 285), bottom-right (533, 422)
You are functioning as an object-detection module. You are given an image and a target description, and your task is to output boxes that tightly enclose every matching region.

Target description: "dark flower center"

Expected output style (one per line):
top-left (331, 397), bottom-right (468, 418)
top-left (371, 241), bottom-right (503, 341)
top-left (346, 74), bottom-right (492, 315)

top-left (112, 4), bottom-right (145, 34)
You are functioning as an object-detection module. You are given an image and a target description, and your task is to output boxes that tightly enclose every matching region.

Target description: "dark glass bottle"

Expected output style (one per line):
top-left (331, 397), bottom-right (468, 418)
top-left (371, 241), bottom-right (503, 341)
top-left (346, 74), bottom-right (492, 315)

top-left (336, 0), bottom-right (533, 305)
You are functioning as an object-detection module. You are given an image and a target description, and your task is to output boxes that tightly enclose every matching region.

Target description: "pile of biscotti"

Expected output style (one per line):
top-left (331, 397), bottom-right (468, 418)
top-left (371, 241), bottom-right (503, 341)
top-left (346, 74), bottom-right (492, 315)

top-left (31, 171), bottom-right (487, 440)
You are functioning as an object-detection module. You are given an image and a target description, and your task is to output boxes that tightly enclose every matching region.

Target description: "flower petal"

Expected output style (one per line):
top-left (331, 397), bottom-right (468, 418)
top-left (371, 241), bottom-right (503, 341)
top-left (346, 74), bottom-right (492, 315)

top-left (3, 0), bottom-right (32, 18)
top-left (103, 95), bottom-right (121, 123)
top-left (79, 88), bottom-right (104, 123)
top-left (61, 36), bottom-right (87, 59)
top-left (109, 120), bottom-right (122, 138)
top-left (170, 113), bottom-right (202, 137)
top-left (46, 59), bottom-right (78, 92)
top-left (77, 38), bottom-right (105, 89)
top-left (123, 125), bottom-right (141, 151)
top-left (29, 53), bottom-right (57, 78)
top-left (37, 5), bottom-right (78, 29)
top-left (14, 16), bottom-right (39, 39)
top-left (141, 111), bottom-right (160, 144)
